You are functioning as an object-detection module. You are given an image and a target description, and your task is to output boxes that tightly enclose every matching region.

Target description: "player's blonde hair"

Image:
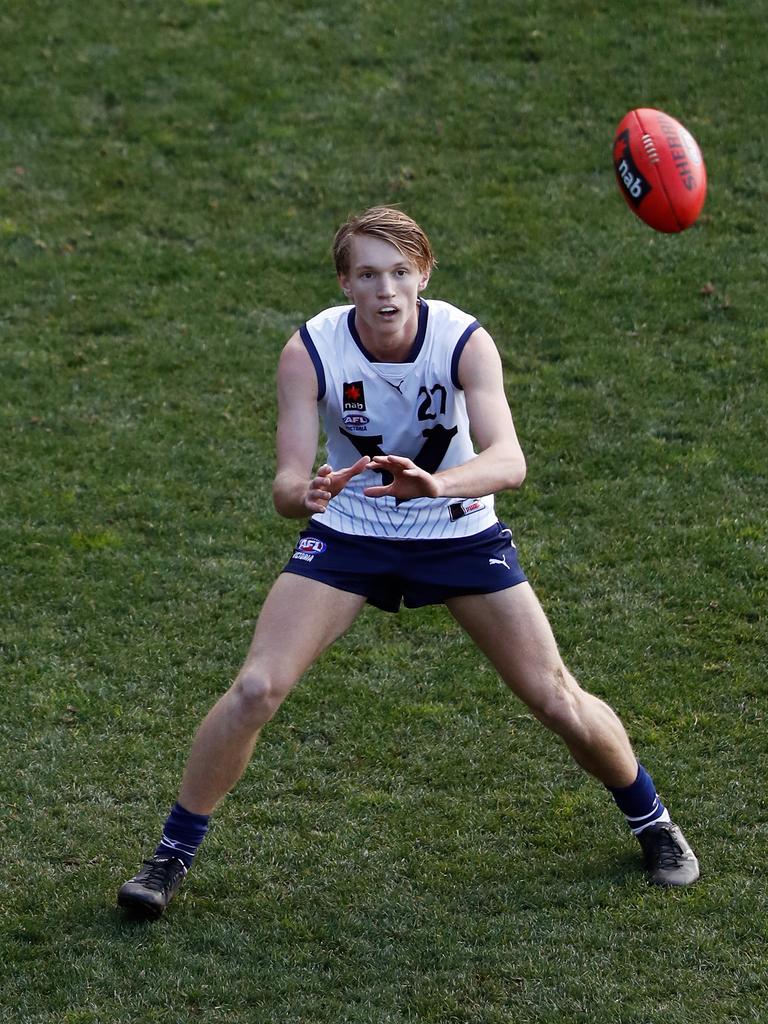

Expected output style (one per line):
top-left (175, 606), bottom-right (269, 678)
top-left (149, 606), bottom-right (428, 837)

top-left (332, 206), bottom-right (437, 277)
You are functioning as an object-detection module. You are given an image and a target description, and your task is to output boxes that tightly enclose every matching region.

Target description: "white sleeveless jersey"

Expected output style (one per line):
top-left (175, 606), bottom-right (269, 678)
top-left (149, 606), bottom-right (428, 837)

top-left (299, 298), bottom-right (498, 540)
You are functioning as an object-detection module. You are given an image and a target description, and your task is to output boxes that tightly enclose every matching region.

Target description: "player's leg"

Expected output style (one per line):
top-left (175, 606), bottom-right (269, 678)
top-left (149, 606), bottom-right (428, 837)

top-left (178, 573), bottom-right (367, 814)
top-left (448, 583), bottom-right (639, 783)
top-left (118, 574), bottom-right (367, 916)
top-left (445, 583), bottom-right (699, 885)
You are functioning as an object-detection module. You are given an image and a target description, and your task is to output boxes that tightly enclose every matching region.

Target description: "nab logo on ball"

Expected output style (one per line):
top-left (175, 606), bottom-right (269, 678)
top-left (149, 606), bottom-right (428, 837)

top-left (614, 128), bottom-right (652, 207)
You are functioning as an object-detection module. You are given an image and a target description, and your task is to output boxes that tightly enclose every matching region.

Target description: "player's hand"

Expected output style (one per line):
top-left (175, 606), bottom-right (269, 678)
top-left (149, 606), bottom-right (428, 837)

top-left (363, 455), bottom-right (442, 501)
top-left (304, 456), bottom-right (371, 513)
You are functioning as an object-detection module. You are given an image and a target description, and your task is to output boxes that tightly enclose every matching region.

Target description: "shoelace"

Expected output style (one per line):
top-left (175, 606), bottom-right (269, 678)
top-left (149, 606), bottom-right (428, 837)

top-left (139, 858), bottom-right (184, 891)
top-left (651, 831), bottom-right (684, 868)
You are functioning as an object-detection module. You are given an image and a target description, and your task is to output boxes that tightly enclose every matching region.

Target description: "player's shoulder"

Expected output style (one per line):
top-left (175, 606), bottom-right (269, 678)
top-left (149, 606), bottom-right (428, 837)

top-left (423, 299), bottom-right (482, 383)
top-left (304, 303), bottom-right (354, 333)
top-left (423, 299), bottom-right (481, 353)
top-left (424, 297), bottom-right (478, 327)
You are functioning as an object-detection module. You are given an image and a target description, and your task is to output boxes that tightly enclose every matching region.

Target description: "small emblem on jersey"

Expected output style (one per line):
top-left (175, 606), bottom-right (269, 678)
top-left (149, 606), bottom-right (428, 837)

top-left (448, 498), bottom-right (486, 522)
top-left (292, 536), bottom-right (327, 562)
top-left (489, 556), bottom-right (510, 569)
top-left (343, 413), bottom-right (370, 432)
top-left (343, 380), bottom-right (366, 411)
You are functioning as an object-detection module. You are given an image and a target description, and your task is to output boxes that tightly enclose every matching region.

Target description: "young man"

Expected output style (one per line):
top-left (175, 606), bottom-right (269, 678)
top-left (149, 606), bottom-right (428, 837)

top-left (118, 206), bottom-right (699, 918)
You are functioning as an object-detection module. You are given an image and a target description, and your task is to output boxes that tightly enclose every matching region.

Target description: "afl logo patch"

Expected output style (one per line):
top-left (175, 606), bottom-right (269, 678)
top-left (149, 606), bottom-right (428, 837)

top-left (297, 537), bottom-right (327, 554)
top-left (343, 413), bottom-right (369, 432)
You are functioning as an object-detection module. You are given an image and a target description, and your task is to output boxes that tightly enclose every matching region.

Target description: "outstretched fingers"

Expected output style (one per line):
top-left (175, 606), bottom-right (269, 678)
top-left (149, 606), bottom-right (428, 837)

top-left (363, 456), bottom-right (439, 500)
top-left (305, 464), bottom-right (333, 512)
top-left (305, 456), bottom-right (371, 513)
top-left (336, 455), bottom-right (372, 485)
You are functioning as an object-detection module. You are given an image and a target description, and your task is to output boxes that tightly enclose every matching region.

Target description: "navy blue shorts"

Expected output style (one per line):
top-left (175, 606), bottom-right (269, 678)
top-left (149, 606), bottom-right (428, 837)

top-left (281, 520), bottom-right (527, 613)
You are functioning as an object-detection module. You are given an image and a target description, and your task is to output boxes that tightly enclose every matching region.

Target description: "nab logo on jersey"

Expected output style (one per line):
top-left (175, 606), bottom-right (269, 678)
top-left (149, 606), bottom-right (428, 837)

top-left (343, 380), bottom-right (366, 411)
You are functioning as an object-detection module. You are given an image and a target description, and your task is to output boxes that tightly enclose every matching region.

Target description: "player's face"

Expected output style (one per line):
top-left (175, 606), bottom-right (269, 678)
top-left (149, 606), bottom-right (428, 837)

top-left (338, 235), bottom-right (430, 346)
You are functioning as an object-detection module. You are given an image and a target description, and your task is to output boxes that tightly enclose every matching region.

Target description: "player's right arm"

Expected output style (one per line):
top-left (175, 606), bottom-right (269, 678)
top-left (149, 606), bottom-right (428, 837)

top-left (272, 333), bottom-right (370, 518)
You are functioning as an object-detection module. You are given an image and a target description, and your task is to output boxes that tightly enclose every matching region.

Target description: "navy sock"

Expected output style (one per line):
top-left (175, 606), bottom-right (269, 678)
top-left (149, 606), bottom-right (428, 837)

top-left (607, 763), bottom-right (670, 835)
top-left (155, 802), bottom-right (210, 869)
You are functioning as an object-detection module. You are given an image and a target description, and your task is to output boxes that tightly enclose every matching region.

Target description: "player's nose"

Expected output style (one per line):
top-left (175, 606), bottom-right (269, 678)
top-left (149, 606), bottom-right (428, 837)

top-left (377, 274), bottom-right (396, 297)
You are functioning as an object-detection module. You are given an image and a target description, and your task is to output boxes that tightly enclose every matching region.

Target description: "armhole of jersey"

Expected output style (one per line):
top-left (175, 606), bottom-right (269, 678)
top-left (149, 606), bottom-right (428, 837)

top-left (299, 324), bottom-right (326, 401)
top-left (450, 320), bottom-right (481, 389)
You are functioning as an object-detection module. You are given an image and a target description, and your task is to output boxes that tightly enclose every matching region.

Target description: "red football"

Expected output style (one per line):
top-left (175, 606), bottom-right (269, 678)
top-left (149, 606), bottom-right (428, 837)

top-left (613, 108), bottom-right (707, 233)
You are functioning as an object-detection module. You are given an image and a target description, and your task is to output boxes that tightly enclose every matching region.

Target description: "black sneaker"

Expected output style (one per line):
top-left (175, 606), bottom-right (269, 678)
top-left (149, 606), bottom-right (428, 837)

top-left (117, 856), bottom-right (187, 918)
top-left (638, 822), bottom-right (700, 887)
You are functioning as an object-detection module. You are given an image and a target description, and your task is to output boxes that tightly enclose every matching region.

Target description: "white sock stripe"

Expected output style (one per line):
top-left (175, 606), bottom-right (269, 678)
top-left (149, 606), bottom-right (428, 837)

top-left (624, 798), bottom-right (661, 823)
top-left (631, 808), bottom-right (671, 835)
top-left (159, 833), bottom-right (198, 856)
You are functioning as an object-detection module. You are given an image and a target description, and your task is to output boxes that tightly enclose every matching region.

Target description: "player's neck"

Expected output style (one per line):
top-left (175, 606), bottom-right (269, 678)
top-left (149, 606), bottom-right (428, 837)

top-left (353, 305), bottom-right (420, 362)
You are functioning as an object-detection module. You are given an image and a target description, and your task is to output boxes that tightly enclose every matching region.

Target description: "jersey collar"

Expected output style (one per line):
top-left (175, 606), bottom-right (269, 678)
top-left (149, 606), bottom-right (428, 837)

top-left (347, 299), bottom-right (429, 364)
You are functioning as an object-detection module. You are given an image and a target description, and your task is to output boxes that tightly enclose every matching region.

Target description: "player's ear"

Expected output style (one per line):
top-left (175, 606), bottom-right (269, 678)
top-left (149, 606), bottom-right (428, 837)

top-left (418, 271), bottom-right (431, 292)
top-left (338, 274), bottom-right (352, 298)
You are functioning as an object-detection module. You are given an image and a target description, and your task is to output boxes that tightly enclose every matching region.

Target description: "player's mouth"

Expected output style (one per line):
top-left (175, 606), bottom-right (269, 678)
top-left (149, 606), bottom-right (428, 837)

top-left (378, 306), bottom-right (398, 320)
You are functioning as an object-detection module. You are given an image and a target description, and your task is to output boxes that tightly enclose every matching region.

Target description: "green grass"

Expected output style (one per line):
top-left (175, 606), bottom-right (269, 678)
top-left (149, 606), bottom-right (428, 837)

top-left (2, 1), bottom-right (767, 1021)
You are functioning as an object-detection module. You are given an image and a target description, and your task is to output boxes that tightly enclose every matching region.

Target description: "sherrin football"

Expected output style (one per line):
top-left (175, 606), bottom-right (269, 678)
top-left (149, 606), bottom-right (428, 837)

top-left (613, 108), bottom-right (707, 233)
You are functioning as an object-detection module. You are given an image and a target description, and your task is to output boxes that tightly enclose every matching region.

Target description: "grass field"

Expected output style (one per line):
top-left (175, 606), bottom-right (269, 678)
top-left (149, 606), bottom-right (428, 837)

top-left (2, 1), bottom-right (767, 1021)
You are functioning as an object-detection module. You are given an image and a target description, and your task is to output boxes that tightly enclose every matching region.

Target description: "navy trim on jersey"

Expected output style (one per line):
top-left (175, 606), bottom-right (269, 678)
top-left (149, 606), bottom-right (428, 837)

top-left (299, 324), bottom-right (327, 400)
top-left (347, 299), bottom-right (430, 364)
top-left (450, 320), bottom-right (481, 389)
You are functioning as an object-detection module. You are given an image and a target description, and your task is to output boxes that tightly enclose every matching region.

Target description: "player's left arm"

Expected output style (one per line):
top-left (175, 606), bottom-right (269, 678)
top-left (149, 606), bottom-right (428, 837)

top-left (364, 327), bottom-right (526, 501)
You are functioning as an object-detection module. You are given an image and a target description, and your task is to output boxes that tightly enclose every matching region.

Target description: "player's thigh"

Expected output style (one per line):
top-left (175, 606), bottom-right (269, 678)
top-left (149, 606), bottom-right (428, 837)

top-left (242, 573), bottom-right (367, 688)
top-left (445, 583), bottom-right (571, 705)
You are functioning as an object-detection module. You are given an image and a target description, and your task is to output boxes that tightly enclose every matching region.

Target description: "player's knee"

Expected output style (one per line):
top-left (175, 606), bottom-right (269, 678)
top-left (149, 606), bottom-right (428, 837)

top-left (530, 666), bottom-right (583, 736)
top-left (231, 667), bottom-right (288, 726)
